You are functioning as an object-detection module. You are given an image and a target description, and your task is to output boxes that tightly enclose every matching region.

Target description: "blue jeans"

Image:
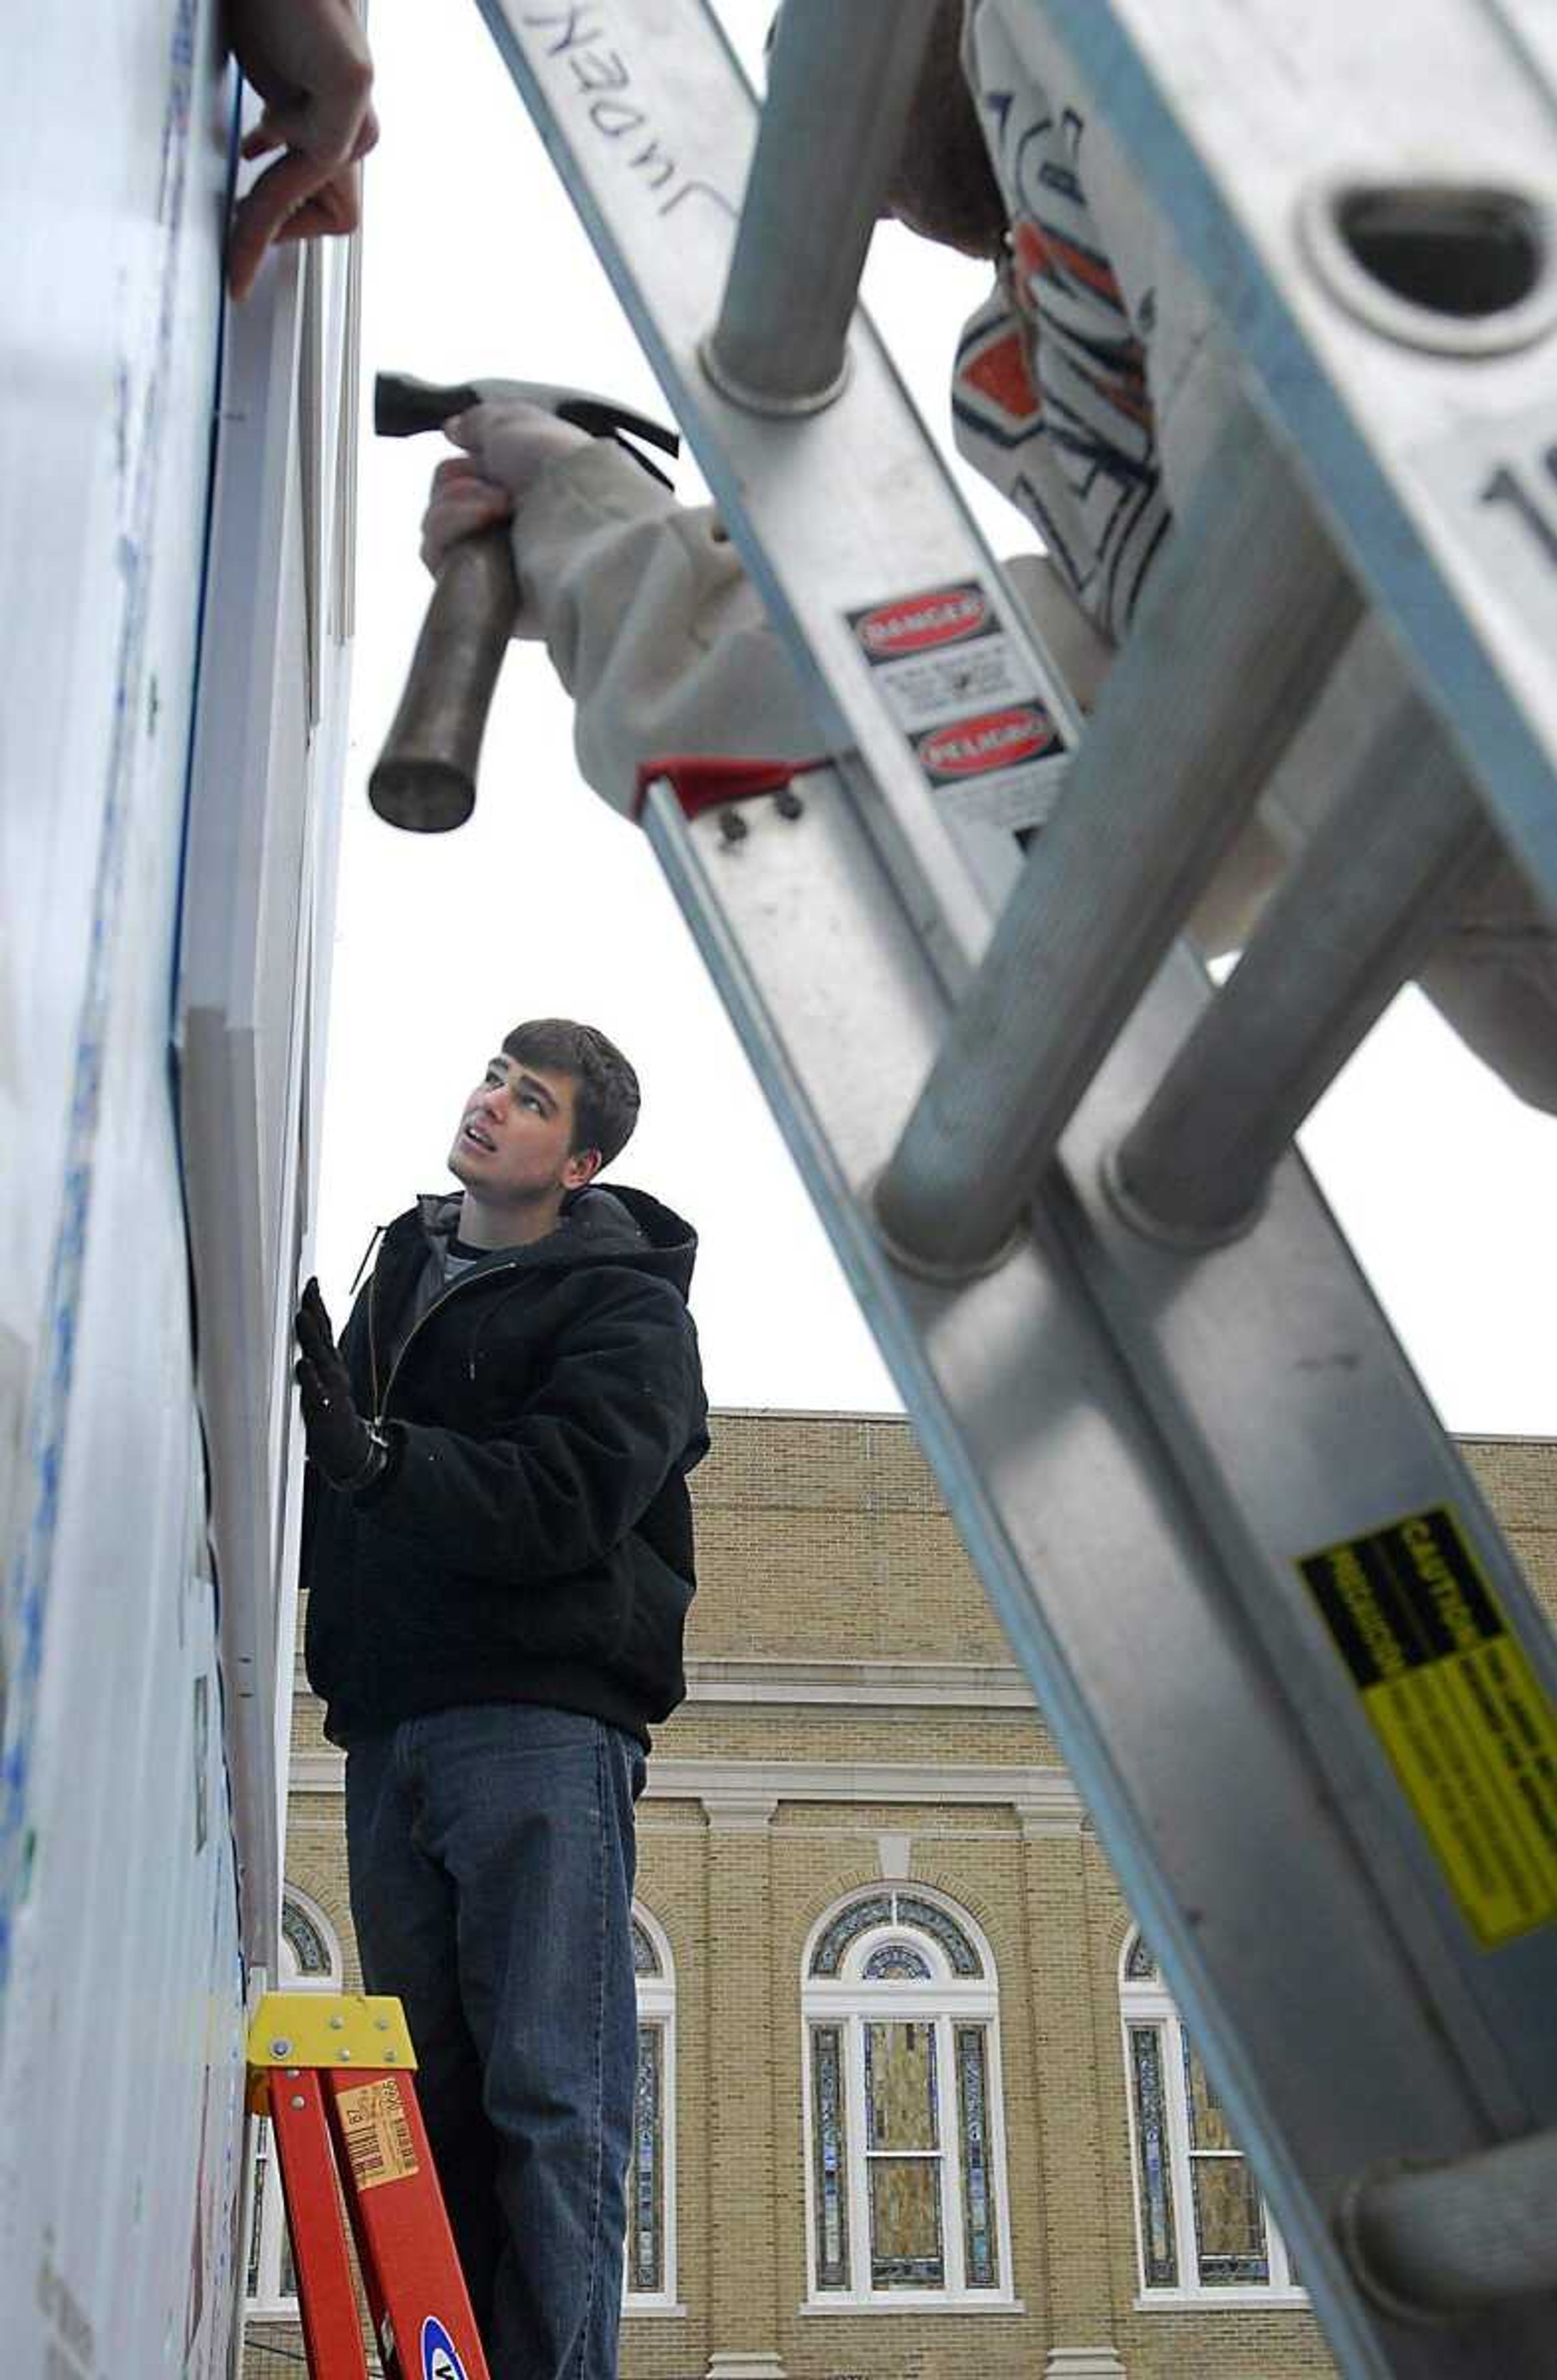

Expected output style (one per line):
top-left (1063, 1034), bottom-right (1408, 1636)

top-left (345, 1705), bottom-right (644, 2380)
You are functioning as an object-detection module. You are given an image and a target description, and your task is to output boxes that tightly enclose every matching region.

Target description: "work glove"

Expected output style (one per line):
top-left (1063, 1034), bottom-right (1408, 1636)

top-left (294, 1279), bottom-right (388, 1491)
top-left (419, 402), bottom-right (594, 597)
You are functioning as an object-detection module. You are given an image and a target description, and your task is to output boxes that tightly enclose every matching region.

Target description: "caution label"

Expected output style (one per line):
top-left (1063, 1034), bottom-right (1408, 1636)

top-left (1299, 1507), bottom-right (1557, 1948)
top-left (337, 2077), bottom-right (420, 2192)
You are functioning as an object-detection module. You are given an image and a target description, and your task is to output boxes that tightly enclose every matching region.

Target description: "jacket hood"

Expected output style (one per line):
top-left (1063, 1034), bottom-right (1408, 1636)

top-left (405, 1181), bottom-right (699, 1301)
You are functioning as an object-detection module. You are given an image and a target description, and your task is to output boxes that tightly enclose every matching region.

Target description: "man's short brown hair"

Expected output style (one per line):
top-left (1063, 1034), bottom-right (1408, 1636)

top-left (501, 1019), bottom-right (641, 1169)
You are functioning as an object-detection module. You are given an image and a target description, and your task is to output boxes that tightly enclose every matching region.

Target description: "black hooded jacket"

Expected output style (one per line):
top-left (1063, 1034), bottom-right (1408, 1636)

top-left (301, 1184), bottom-right (709, 1749)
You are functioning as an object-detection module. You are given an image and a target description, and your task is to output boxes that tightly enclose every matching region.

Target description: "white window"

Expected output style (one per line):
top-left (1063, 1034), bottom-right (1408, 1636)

top-left (801, 1888), bottom-right (1015, 2308)
top-left (1120, 1930), bottom-right (1304, 2303)
top-left (245, 1887), bottom-right (341, 2314)
top-left (626, 1907), bottom-right (678, 2310)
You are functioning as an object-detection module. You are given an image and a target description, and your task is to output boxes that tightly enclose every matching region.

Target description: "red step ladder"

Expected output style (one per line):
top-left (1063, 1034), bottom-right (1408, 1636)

top-left (247, 1992), bottom-right (490, 2380)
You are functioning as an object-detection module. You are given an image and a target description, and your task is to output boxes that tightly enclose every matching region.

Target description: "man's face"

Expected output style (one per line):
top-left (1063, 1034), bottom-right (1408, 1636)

top-left (448, 1055), bottom-right (598, 1206)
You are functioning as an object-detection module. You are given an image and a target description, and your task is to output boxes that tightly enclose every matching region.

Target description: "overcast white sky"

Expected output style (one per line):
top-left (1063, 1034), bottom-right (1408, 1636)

top-left (315, 0), bottom-right (1556, 1433)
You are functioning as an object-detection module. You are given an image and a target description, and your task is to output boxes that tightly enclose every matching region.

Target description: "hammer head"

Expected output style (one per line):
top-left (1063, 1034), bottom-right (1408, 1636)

top-left (374, 371), bottom-right (680, 481)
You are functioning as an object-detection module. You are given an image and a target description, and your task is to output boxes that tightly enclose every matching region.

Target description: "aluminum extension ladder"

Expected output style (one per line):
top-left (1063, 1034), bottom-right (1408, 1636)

top-left (473, 4), bottom-right (1557, 2371)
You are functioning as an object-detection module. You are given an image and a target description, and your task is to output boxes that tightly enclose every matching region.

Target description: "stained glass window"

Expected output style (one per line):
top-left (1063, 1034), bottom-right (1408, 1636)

top-left (1121, 1930), bottom-right (1298, 2299)
top-left (1125, 1933), bottom-right (1158, 1982)
top-left (1183, 2039), bottom-right (1268, 2285)
top-left (629, 2025), bottom-right (664, 2293)
top-left (281, 1895), bottom-right (331, 1977)
top-left (810, 2024), bottom-right (850, 2289)
top-left (811, 1893), bottom-right (894, 1976)
top-left (956, 2026), bottom-right (999, 2286)
top-left (863, 1942), bottom-right (931, 1980)
top-left (894, 1895), bottom-right (981, 1977)
top-left (864, 2021), bottom-right (943, 2286)
top-left (627, 1906), bottom-right (675, 2305)
top-left (804, 1890), bottom-right (1009, 2303)
top-left (1128, 2026), bottom-right (1177, 2286)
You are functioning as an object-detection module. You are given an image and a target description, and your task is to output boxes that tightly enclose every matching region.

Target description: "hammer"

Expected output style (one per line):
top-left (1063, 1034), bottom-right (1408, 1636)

top-left (369, 373), bottom-right (681, 832)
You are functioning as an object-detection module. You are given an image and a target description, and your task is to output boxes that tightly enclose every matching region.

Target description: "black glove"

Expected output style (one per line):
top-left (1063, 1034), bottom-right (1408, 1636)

top-left (294, 1278), bottom-right (388, 1491)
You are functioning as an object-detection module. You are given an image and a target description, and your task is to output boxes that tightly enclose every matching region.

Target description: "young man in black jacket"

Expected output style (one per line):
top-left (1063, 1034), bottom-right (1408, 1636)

top-left (294, 1018), bottom-right (708, 2380)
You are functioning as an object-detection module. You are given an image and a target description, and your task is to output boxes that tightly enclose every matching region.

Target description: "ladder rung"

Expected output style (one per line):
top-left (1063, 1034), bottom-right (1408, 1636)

top-left (1109, 671), bottom-right (1489, 1246)
top-left (702, 0), bottom-right (938, 414)
top-left (874, 404), bottom-right (1360, 1276)
top-left (1341, 2124), bottom-right (1557, 2317)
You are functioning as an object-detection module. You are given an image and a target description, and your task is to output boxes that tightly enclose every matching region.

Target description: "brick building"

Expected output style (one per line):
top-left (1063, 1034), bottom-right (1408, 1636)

top-left (246, 1417), bottom-right (1557, 2380)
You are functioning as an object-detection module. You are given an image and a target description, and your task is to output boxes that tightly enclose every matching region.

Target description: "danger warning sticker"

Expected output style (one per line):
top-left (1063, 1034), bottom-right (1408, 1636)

top-left (913, 705), bottom-right (1060, 783)
top-left (1299, 1507), bottom-right (1557, 1948)
top-left (337, 2077), bottom-right (420, 2192)
top-left (845, 577), bottom-right (1067, 828)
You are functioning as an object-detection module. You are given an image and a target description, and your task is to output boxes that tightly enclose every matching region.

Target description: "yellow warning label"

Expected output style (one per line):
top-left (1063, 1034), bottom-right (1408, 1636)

top-left (1300, 1506), bottom-right (1557, 1948)
top-left (336, 2078), bottom-right (419, 2193)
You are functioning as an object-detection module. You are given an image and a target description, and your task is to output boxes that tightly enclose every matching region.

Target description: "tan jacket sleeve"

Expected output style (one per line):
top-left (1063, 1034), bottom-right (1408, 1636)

top-left (511, 441), bottom-right (825, 817)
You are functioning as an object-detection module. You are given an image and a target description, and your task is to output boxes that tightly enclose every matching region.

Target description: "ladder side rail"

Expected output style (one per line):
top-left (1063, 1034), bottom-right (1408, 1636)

top-left (1035, 0), bottom-right (1557, 911)
top-left (322, 2067), bottom-right (492, 2380)
top-left (268, 2075), bottom-right (373, 2380)
top-left (477, 0), bottom-right (1084, 988)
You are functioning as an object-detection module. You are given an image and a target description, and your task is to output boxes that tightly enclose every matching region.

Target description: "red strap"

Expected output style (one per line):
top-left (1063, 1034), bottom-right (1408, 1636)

top-left (634, 753), bottom-right (827, 823)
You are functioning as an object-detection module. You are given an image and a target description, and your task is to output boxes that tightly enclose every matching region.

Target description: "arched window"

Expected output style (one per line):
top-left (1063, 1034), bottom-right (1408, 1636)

top-left (802, 1887), bottom-right (1014, 2307)
top-left (246, 1889), bottom-right (341, 2314)
top-left (626, 1907), bottom-right (677, 2309)
top-left (1120, 1930), bottom-right (1303, 2301)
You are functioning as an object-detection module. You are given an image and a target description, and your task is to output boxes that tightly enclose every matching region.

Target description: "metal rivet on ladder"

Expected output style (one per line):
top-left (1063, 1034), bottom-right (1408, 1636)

top-left (338, 2048), bottom-right (352, 2061)
top-left (270, 2038), bottom-right (292, 2058)
top-left (329, 2013), bottom-right (345, 2029)
top-left (290, 2095), bottom-right (306, 2111)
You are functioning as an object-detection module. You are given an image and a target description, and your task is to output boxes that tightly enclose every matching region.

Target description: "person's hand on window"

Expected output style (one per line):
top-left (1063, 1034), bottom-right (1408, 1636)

top-left (295, 1279), bottom-right (387, 1491)
top-left (226, 0), bottom-right (377, 299)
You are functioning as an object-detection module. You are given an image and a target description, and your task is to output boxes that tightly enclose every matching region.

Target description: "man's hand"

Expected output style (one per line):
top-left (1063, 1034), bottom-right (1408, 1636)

top-left (420, 404), bottom-right (594, 579)
top-left (226, 0), bottom-right (377, 300)
top-left (295, 1279), bottom-right (385, 1490)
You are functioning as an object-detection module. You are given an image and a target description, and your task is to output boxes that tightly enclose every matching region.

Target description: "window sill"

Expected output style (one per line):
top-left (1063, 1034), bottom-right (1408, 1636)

top-left (245, 2302), bottom-right (301, 2322)
top-left (624, 2302), bottom-right (688, 2319)
top-left (801, 2296), bottom-right (1025, 2316)
top-left (1135, 2289), bottom-right (1310, 2311)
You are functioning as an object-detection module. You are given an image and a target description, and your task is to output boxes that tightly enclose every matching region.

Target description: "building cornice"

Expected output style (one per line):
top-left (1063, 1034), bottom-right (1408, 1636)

top-left (296, 1655), bottom-right (1035, 1713)
top-left (292, 1750), bottom-right (1083, 1829)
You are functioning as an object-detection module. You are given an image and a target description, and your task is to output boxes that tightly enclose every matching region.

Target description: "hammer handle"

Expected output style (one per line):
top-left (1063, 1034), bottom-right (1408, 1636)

top-left (369, 527), bottom-right (519, 832)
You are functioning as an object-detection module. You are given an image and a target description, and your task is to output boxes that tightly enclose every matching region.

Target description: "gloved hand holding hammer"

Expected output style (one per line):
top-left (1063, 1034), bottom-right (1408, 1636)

top-left (420, 404), bottom-right (593, 603)
top-left (369, 373), bottom-right (678, 832)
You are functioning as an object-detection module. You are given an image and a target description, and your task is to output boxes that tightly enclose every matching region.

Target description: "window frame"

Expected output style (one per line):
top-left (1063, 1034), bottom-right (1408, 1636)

top-left (625, 1904), bottom-right (680, 2314)
top-left (247, 1887), bottom-right (342, 2317)
top-left (800, 1889), bottom-right (1017, 2312)
top-left (1119, 1932), bottom-right (1306, 2308)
